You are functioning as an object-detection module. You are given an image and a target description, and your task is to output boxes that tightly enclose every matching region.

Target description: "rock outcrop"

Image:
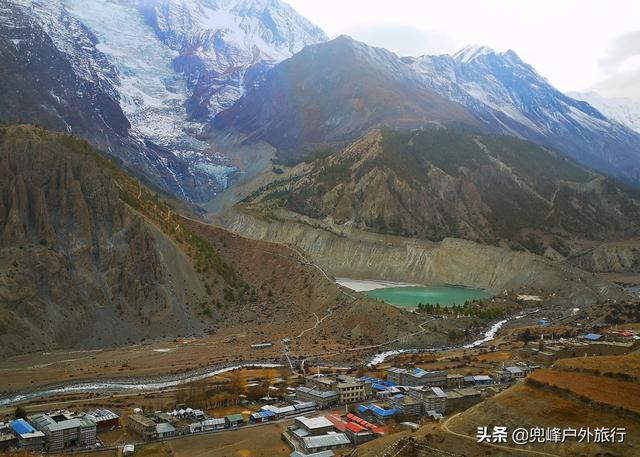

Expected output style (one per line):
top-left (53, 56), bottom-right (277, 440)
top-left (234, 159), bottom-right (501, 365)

top-left (0, 125), bottom-right (210, 356)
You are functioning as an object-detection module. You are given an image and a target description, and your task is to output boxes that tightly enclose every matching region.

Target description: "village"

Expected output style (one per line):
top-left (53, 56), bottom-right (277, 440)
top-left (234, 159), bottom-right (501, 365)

top-left (0, 318), bottom-right (637, 457)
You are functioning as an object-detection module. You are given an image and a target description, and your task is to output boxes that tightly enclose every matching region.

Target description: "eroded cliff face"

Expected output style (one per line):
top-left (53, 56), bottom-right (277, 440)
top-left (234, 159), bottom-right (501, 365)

top-left (567, 241), bottom-right (640, 273)
top-left (0, 125), bottom-right (207, 356)
top-left (220, 209), bottom-right (628, 305)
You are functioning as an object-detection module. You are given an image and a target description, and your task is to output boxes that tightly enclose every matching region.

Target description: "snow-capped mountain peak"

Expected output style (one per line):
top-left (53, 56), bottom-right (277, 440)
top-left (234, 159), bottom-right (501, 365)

top-left (411, 44), bottom-right (640, 185)
top-left (453, 44), bottom-right (495, 63)
top-left (0, 0), bottom-right (327, 202)
top-left (135, 0), bottom-right (327, 117)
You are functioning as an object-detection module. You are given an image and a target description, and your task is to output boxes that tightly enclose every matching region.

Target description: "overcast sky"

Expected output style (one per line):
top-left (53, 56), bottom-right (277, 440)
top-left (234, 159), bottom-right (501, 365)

top-left (287, 0), bottom-right (640, 98)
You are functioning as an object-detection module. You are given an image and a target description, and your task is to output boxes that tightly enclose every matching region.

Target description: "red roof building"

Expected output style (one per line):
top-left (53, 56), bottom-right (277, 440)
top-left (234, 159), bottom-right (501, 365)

top-left (345, 422), bottom-right (366, 433)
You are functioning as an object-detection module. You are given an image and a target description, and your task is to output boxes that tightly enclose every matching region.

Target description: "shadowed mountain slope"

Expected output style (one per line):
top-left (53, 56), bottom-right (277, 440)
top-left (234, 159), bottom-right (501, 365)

top-left (243, 127), bottom-right (640, 253)
top-left (213, 36), bottom-right (483, 163)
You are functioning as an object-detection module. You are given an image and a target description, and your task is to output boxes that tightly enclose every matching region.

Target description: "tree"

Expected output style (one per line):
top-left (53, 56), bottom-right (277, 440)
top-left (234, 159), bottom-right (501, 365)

top-left (14, 406), bottom-right (27, 420)
top-left (520, 328), bottom-right (534, 345)
top-left (228, 371), bottom-right (246, 396)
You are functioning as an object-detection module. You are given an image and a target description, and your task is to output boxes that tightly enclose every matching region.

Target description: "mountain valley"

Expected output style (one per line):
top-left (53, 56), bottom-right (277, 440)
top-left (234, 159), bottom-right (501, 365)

top-left (0, 2), bottom-right (639, 456)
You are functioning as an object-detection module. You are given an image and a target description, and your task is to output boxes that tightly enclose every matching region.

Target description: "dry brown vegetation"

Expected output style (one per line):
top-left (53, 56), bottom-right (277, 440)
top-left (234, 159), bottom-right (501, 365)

top-left (448, 381), bottom-right (640, 457)
top-left (528, 368), bottom-right (640, 414)
top-left (52, 422), bottom-right (291, 457)
top-left (444, 352), bottom-right (640, 456)
top-left (553, 351), bottom-right (640, 382)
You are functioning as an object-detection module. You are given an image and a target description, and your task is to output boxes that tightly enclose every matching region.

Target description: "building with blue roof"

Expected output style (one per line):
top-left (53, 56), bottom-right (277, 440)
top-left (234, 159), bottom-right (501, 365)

top-left (584, 333), bottom-right (602, 341)
top-left (11, 419), bottom-right (35, 436)
top-left (359, 376), bottom-right (397, 387)
top-left (369, 404), bottom-right (401, 417)
top-left (372, 383), bottom-right (388, 391)
top-left (358, 403), bottom-right (401, 423)
top-left (250, 410), bottom-right (276, 423)
top-left (386, 367), bottom-right (447, 387)
top-left (10, 419), bottom-right (45, 451)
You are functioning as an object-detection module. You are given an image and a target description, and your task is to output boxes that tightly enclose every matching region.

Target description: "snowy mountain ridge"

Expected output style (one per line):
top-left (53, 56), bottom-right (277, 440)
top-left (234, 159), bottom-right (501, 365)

top-left (404, 45), bottom-right (640, 184)
top-left (452, 44), bottom-right (495, 63)
top-left (569, 91), bottom-right (640, 134)
top-left (3, 1), bottom-right (640, 200)
top-left (134, 0), bottom-right (328, 117)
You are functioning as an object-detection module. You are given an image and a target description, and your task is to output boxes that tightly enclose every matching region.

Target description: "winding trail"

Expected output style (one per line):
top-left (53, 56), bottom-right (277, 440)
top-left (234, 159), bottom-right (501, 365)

top-left (294, 308), bottom-right (335, 339)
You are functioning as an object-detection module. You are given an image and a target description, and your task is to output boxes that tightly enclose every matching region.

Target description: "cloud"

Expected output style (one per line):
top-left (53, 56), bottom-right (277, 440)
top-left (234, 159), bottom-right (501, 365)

top-left (599, 30), bottom-right (640, 72)
top-left (591, 67), bottom-right (640, 100)
top-left (590, 30), bottom-right (640, 99)
top-left (340, 23), bottom-right (455, 57)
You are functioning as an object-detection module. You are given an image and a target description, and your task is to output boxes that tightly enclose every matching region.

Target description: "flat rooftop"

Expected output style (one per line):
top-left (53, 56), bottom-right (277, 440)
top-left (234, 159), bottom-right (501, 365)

top-left (303, 433), bottom-right (350, 449)
top-left (296, 416), bottom-right (334, 430)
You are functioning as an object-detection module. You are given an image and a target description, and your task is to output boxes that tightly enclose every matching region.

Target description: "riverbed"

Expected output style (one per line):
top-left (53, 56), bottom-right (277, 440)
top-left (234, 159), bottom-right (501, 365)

top-left (367, 311), bottom-right (530, 365)
top-left (0, 363), bottom-right (281, 408)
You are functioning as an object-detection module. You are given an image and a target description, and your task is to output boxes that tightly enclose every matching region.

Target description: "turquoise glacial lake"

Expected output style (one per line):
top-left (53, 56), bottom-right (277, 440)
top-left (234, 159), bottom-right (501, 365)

top-left (366, 286), bottom-right (491, 308)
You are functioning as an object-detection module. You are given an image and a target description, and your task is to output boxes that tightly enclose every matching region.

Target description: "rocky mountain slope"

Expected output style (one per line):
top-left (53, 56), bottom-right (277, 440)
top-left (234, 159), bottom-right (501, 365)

top-left (219, 208), bottom-right (628, 305)
top-left (213, 35), bottom-right (484, 163)
top-left (0, 1), bottom-right (128, 155)
top-left (0, 124), bottom-right (209, 357)
top-left (214, 37), bottom-right (640, 186)
top-left (241, 127), bottom-right (640, 252)
top-left (0, 0), bottom-right (225, 202)
top-left (567, 240), bottom-right (640, 274)
top-left (0, 125), bottom-right (417, 358)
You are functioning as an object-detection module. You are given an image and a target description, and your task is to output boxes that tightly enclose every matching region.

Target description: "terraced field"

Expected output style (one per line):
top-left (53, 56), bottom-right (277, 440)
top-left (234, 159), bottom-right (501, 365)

top-left (528, 368), bottom-right (640, 414)
top-left (444, 352), bottom-right (640, 456)
top-left (553, 351), bottom-right (640, 382)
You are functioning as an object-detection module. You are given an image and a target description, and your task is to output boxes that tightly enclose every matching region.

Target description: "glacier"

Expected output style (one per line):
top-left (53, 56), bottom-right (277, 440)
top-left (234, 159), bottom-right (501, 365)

top-left (63, 0), bottom-right (233, 192)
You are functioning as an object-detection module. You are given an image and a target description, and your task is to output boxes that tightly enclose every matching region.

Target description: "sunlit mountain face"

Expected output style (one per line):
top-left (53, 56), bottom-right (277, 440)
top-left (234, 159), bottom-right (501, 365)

top-left (0, 0), bottom-right (327, 201)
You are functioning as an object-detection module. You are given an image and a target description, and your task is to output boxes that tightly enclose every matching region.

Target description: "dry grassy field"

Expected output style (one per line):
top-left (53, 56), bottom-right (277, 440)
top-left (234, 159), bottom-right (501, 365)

top-left (553, 351), bottom-right (640, 381)
top-left (447, 382), bottom-right (639, 456)
top-left (443, 351), bottom-right (640, 457)
top-left (528, 368), bottom-right (640, 414)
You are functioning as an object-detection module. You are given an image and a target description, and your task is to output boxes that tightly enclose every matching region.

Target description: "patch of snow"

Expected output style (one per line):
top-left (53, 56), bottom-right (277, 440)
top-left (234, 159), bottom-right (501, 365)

top-left (335, 278), bottom-right (422, 292)
top-left (62, 0), bottom-right (234, 188)
top-left (453, 44), bottom-right (495, 63)
top-left (142, 0), bottom-right (327, 116)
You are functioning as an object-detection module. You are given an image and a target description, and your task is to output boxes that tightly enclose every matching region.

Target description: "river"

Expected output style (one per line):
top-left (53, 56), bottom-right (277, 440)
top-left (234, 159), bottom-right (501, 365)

top-left (0, 363), bottom-right (281, 408)
top-left (367, 311), bottom-right (529, 366)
